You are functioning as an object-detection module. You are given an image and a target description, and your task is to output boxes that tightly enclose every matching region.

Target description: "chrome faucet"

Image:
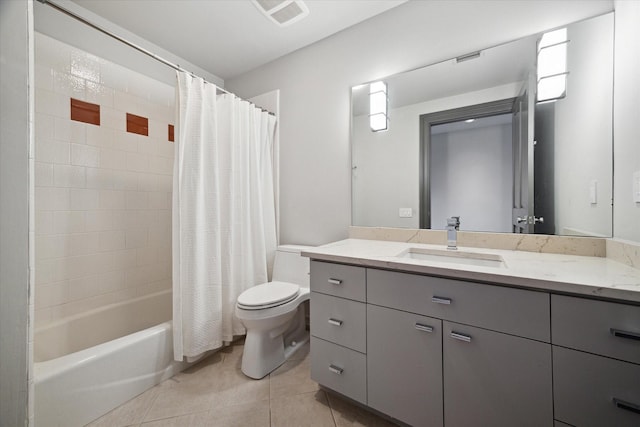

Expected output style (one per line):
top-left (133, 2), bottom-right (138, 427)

top-left (446, 216), bottom-right (460, 250)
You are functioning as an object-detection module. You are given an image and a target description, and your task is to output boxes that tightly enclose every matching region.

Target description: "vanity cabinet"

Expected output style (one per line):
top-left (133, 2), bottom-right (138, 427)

top-left (551, 295), bottom-right (640, 427)
top-left (309, 259), bottom-right (638, 427)
top-left (367, 304), bottom-right (443, 427)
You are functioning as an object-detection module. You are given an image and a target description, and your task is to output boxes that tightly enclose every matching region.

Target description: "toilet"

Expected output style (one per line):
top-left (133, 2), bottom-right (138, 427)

top-left (235, 245), bottom-right (312, 379)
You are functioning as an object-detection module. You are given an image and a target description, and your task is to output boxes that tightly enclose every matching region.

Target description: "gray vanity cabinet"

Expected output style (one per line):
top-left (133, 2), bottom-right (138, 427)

top-left (551, 295), bottom-right (640, 426)
top-left (309, 259), bottom-right (640, 427)
top-left (367, 304), bottom-right (443, 427)
top-left (442, 321), bottom-right (553, 427)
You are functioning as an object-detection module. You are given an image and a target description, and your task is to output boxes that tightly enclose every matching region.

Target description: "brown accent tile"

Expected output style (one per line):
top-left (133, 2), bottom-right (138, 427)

top-left (126, 113), bottom-right (149, 136)
top-left (70, 98), bottom-right (100, 126)
top-left (168, 124), bottom-right (175, 142)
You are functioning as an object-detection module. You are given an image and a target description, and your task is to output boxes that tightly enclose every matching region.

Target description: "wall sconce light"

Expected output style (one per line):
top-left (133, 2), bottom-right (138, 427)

top-left (369, 81), bottom-right (388, 132)
top-left (537, 28), bottom-right (569, 103)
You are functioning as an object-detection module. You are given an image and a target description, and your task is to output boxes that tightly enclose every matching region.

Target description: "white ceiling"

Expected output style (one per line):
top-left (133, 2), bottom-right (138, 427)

top-left (71, 0), bottom-right (408, 80)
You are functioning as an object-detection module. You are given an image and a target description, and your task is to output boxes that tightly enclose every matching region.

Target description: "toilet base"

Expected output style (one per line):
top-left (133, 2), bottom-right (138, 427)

top-left (241, 305), bottom-right (309, 379)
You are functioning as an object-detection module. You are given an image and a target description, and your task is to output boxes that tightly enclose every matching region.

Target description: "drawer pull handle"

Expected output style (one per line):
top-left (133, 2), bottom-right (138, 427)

top-left (613, 398), bottom-right (640, 415)
top-left (415, 323), bottom-right (434, 333)
top-left (610, 328), bottom-right (640, 342)
top-left (328, 278), bottom-right (342, 285)
top-left (328, 365), bottom-right (344, 375)
top-left (432, 296), bottom-right (452, 305)
top-left (328, 318), bottom-right (343, 327)
top-left (450, 331), bottom-right (472, 343)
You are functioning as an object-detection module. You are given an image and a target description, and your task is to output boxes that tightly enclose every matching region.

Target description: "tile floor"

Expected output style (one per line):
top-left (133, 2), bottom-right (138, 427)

top-left (87, 340), bottom-right (397, 426)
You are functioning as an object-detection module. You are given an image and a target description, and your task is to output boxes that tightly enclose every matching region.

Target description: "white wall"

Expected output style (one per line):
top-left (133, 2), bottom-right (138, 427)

top-left (226, 0), bottom-right (613, 246)
top-left (613, 0), bottom-right (640, 243)
top-left (431, 123), bottom-right (513, 233)
top-left (34, 33), bottom-right (175, 330)
top-left (554, 13), bottom-right (614, 237)
top-left (352, 82), bottom-right (520, 229)
top-left (34, 0), bottom-right (223, 88)
top-left (0, 1), bottom-right (31, 425)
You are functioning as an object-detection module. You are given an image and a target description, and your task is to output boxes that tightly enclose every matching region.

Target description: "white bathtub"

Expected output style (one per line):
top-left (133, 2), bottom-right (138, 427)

top-left (34, 290), bottom-right (190, 427)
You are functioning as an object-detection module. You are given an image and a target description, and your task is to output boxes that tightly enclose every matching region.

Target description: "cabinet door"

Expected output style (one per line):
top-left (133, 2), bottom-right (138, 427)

top-left (367, 304), bottom-right (443, 427)
top-left (554, 346), bottom-right (640, 427)
top-left (443, 321), bottom-right (553, 427)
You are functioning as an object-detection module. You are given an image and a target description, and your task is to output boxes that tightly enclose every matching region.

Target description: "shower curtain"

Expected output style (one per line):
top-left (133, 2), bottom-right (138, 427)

top-left (172, 72), bottom-right (278, 360)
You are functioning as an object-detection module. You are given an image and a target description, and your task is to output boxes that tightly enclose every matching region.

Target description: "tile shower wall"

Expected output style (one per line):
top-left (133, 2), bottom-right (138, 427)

top-left (34, 33), bottom-right (175, 328)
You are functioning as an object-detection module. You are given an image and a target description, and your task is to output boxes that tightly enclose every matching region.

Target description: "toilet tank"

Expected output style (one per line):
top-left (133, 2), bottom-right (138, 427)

top-left (272, 245), bottom-right (313, 288)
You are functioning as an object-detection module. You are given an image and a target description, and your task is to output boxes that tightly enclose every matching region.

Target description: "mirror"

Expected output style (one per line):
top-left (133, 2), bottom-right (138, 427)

top-left (351, 12), bottom-right (613, 237)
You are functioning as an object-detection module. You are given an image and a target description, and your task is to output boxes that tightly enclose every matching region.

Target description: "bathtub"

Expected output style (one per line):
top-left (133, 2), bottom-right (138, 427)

top-left (34, 290), bottom-right (191, 427)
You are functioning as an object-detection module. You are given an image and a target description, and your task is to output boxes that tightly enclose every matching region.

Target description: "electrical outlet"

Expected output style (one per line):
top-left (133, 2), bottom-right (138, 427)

top-left (399, 208), bottom-right (413, 218)
top-left (633, 171), bottom-right (640, 203)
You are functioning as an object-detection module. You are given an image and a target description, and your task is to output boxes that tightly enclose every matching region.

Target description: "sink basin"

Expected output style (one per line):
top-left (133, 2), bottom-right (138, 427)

top-left (397, 248), bottom-right (506, 268)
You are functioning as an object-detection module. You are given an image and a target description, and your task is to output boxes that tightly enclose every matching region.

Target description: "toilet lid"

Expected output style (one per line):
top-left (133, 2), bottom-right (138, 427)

top-left (237, 281), bottom-right (300, 310)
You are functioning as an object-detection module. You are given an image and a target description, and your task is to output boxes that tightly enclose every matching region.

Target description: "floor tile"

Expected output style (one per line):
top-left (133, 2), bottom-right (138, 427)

top-left (207, 362), bottom-right (270, 409)
top-left (327, 393), bottom-right (398, 427)
top-left (208, 400), bottom-right (270, 427)
top-left (270, 390), bottom-right (336, 427)
top-left (86, 337), bottom-right (361, 427)
top-left (269, 357), bottom-right (318, 399)
top-left (140, 410), bottom-right (212, 427)
top-left (86, 385), bottom-right (159, 427)
top-left (142, 359), bottom-right (226, 422)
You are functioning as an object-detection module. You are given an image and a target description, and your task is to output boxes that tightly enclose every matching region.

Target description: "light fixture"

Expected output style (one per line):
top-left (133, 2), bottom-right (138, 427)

top-left (465, 119), bottom-right (475, 123)
top-left (369, 81), bottom-right (388, 132)
top-left (537, 28), bottom-right (569, 102)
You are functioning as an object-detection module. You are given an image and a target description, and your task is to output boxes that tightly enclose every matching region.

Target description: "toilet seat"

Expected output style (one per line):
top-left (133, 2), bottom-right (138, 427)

top-left (237, 281), bottom-right (300, 310)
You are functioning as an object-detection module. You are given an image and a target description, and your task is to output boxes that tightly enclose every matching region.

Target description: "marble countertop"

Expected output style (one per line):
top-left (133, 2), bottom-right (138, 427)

top-left (301, 239), bottom-right (640, 303)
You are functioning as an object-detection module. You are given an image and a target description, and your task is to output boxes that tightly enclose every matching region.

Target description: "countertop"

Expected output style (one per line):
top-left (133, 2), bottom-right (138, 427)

top-left (301, 239), bottom-right (640, 303)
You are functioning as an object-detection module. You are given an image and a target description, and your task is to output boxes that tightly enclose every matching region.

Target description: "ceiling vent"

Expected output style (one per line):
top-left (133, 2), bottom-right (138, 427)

top-left (252, 0), bottom-right (309, 27)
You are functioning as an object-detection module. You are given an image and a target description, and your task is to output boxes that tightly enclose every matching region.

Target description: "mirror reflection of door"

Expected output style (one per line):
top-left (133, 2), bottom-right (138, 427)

top-left (511, 82), bottom-right (533, 234)
top-left (430, 114), bottom-right (513, 232)
top-left (420, 98), bottom-right (534, 233)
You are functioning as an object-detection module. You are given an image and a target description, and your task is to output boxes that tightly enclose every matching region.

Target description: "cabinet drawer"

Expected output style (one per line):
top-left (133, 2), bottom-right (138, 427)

top-left (310, 261), bottom-right (366, 302)
top-left (310, 292), bottom-right (366, 353)
top-left (443, 321), bottom-right (553, 427)
top-left (554, 346), bottom-right (640, 427)
top-left (310, 336), bottom-right (366, 404)
top-left (368, 269), bottom-right (550, 341)
top-left (552, 295), bottom-right (640, 364)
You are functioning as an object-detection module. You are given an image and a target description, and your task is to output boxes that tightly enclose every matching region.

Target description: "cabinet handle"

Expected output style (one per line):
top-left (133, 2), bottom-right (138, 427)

top-left (328, 365), bottom-right (344, 375)
top-left (450, 331), bottom-right (472, 342)
top-left (610, 328), bottom-right (640, 342)
top-left (613, 398), bottom-right (640, 415)
top-left (415, 323), bottom-right (434, 333)
top-left (328, 278), bottom-right (342, 285)
top-left (432, 296), bottom-right (452, 305)
top-left (328, 318), bottom-right (343, 327)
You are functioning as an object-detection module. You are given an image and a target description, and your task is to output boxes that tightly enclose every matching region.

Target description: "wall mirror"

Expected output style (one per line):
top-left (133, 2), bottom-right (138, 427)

top-left (351, 12), bottom-right (613, 237)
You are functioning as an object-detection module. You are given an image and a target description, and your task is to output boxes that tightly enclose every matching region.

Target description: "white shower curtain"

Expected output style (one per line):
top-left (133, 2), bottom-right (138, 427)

top-left (172, 72), bottom-right (278, 361)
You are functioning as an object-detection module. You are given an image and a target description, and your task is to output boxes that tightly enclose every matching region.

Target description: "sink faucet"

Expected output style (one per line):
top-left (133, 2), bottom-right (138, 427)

top-left (446, 216), bottom-right (460, 250)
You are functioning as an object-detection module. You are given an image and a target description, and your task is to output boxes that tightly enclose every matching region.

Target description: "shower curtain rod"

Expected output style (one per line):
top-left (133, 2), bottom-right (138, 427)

top-left (37, 0), bottom-right (275, 116)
